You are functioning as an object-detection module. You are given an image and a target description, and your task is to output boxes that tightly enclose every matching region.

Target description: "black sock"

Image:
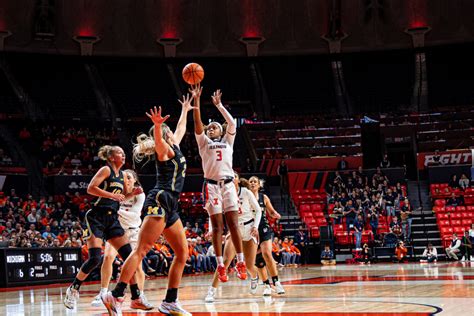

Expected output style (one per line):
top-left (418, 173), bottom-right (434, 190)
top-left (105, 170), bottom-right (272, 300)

top-left (71, 278), bottom-right (83, 290)
top-left (112, 282), bottom-right (127, 298)
top-left (263, 279), bottom-right (270, 285)
top-left (272, 276), bottom-right (279, 285)
top-left (130, 283), bottom-right (140, 300)
top-left (164, 288), bottom-right (178, 303)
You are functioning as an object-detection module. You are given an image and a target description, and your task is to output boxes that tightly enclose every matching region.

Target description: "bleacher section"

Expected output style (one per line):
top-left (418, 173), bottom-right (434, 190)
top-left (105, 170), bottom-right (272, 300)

top-left (431, 184), bottom-right (474, 248)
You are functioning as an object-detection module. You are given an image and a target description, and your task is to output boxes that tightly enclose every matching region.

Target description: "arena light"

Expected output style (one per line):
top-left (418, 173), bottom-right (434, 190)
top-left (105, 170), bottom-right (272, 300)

top-left (72, 35), bottom-right (100, 56)
top-left (157, 37), bottom-right (182, 58)
top-left (239, 36), bottom-right (265, 57)
top-left (405, 26), bottom-right (431, 48)
top-left (0, 30), bottom-right (11, 51)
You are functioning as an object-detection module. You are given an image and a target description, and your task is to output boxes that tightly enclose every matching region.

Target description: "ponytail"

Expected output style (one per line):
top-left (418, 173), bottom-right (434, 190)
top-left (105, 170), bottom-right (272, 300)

top-left (98, 145), bottom-right (120, 162)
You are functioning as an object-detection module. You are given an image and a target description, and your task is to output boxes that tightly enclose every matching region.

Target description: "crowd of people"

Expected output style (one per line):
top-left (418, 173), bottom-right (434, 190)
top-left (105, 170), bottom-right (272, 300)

top-left (328, 166), bottom-right (413, 249)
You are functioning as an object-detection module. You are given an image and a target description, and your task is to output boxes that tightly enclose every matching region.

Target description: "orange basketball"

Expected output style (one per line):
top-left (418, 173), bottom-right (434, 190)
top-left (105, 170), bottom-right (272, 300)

top-left (182, 63), bottom-right (204, 85)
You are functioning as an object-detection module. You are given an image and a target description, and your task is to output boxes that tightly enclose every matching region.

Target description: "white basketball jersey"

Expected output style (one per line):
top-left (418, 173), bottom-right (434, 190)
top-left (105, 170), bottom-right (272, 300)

top-left (196, 132), bottom-right (235, 180)
top-left (118, 192), bottom-right (145, 229)
top-left (238, 187), bottom-right (261, 227)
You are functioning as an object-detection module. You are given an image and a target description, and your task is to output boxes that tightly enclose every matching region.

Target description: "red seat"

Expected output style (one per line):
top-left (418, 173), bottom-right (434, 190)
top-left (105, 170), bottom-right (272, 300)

top-left (452, 212), bottom-right (463, 219)
top-left (311, 204), bottom-right (323, 212)
top-left (300, 204), bottom-right (311, 212)
top-left (313, 211), bottom-right (325, 218)
top-left (451, 219), bottom-right (462, 226)
top-left (333, 224), bottom-right (344, 232)
top-left (304, 217), bottom-right (317, 226)
top-left (466, 206), bottom-right (474, 211)
top-left (454, 226), bottom-right (465, 235)
top-left (456, 206), bottom-right (466, 212)
top-left (310, 226), bottom-right (320, 238)
top-left (316, 218), bottom-right (327, 226)
top-left (445, 206), bottom-right (456, 213)
top-left (335, 231), bottom-right (350, 245)
top-left (462, 219), bottom-right (473, 227)
top-left (440, 227), bottom-right (453, 237)
top-left (434, 199), bottom-right (446, 207)
top-left (438, 220), bottom-right (451, 227)
top-left (436, 213), bottom-right (449, 221)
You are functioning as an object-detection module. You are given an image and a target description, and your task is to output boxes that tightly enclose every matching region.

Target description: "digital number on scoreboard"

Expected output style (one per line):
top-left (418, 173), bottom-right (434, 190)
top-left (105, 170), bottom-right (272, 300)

top-left (1, 248), bottom-right (82, 287)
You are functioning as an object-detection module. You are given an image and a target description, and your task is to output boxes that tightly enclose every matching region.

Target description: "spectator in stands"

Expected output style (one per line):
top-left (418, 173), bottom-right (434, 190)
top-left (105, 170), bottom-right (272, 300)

top-left (320, 244), bottom-right (336, 265)
top-left (277, 160), bottom-right (289, 193)
top-left (27, 208), bottom-right (41, 225)
top-left (446, 233), bottom-right (461, 261)
top-left (289, 239), bottom-right (301, 267)
top-left (368, 205), bottom-right (379, 236)
top-left (206, 242), bottom-right (217, 271)
top-left (192, 222), bottom-right (202, 236)
top-left (72, 165), bottom-right (82, 175)
top-left (344, 200), bottom-right (357, 233)
top-left (383, 188), bottom-right (397, 217)
top-left (420, 243), bottom-right (437, 263)
top-left (431, 150), bottom-right (441, 166)
top-left (380, 154), bottom-right (391, 168)
top-left (459, 174), bottom-right (470, 190)
top-left (470, 224), bottom-right (474, 246)
top-left (354, 214), bottom-right (364, 250)
top-left (332, 201), bottom-right (344, 224)
top-left (294, 225), bottom-right (308, 264)
top-left (460, 231), bottom-right (472, 262)
top-left (280, 237), bottom-right (292, 267)
top-left (41, 225), bottom-right (56, 239)
top-left (19, 127), bottom-right (31, 140)
top-left (448, 175), bottom-right (459, 189)
top-left (446, 193), bottom-right (461, 207)
top-left (389, 217), bottom-right (403, 239)
top-left (400, 198), bottom-right (413, 241)
top-left (337, 156), bottom-right (348, 170)
top-left (195, 237), bottom-right (211, 272)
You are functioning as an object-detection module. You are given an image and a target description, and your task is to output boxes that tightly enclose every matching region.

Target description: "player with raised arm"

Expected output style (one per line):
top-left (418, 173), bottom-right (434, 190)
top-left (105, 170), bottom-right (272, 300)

top-left (103, 95), bottom-right (194, 316)
top-left (192, 85), bottom-right (247, 283)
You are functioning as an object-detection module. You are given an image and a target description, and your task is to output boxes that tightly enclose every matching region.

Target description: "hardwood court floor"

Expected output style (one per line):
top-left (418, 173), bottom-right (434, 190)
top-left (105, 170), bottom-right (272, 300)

top-left (1, 262), bottom-right (474, 315)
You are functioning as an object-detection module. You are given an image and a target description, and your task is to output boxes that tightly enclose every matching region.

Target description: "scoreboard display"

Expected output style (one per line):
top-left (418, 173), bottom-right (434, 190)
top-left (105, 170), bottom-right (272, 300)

top-left (0, 248), bottom-right (82, 287)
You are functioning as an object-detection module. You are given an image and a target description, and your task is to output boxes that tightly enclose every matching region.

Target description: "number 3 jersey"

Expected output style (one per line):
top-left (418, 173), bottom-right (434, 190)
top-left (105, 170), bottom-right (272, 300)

top-left (195, 131), bottom-right (235, 181)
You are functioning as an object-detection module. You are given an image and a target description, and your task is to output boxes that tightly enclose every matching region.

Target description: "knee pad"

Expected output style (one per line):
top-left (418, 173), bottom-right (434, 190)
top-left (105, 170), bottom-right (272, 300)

top-left (255, 253), bottom-right (266, 268)
top-left (118, 244), bottom-right (133, 261)
top-left (82, 247), bottom-right (102, 274)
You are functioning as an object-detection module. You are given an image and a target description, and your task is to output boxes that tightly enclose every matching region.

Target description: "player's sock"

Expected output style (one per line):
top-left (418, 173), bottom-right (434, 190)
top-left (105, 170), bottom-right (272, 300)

top-left (71, 278), bottom-right (83, 290)
top-left (130, 283), bottom-right (140, 300)
top-left (112, 282), bottom-right (127, 298)
top-left (272, 276), bottom-right (279, 285)
top-left (164, 288), bottom-right (178, 303)
top-left (263, 279), bottom-right (270, 285)
top-left (236, 253), bottom-right (244, 262)
top-left (217, 256), bottom-right (224, 266)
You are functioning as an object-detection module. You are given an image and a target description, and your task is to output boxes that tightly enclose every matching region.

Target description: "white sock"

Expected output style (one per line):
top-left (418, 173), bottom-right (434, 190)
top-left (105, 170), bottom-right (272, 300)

top-left (217, 256), bottom-right (224, 265)
top-left (236, 253), bottom-right (244, 262)
top-left (100, 287), bottom-right (108, 293)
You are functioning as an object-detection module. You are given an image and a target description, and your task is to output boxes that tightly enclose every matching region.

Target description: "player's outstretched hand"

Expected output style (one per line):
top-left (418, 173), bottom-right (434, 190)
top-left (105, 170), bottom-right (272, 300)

top-left (189, 83), bottom-right (203, 101)
top-left (146, 106), bottom-right (170, 126)
top-left (178, 93), bottom-right (195, 112)
top-left (211, 89), bottom-right (222, 106)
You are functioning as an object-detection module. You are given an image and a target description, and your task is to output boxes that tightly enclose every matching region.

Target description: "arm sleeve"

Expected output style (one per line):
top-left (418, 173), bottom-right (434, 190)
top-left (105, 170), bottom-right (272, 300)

top-left (216, 104), bottom-right (236, 145)
top-left (247, 189), bottom-right (262, 229)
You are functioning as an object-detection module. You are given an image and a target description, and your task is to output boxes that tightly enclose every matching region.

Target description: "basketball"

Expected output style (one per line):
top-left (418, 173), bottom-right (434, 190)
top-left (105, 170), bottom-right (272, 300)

top-left (182, 63), bottom-right (205, 85)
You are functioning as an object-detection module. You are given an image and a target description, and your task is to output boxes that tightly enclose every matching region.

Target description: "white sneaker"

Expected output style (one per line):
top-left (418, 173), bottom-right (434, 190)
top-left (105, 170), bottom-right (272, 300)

top-left (131, 293), bottom-right (154, 310)
top-left (101, 291), bottom-right (124, 316)
top-left (250, 277), bottom-right (258, 295)
top-left (205, 287), bottom-right (216, 303)
top-left (159, 300), bottom-right (192, 316)
top-left (91, 294), bottom-right (103, 307)
top-left (263, 284), bottom-right (272, 296)
top-left (461, 256), bottom-right (466, 262)
top-left (274, 281), bottom-right (285, 294)
top-left (63, 285), bottom-right (79, 309)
